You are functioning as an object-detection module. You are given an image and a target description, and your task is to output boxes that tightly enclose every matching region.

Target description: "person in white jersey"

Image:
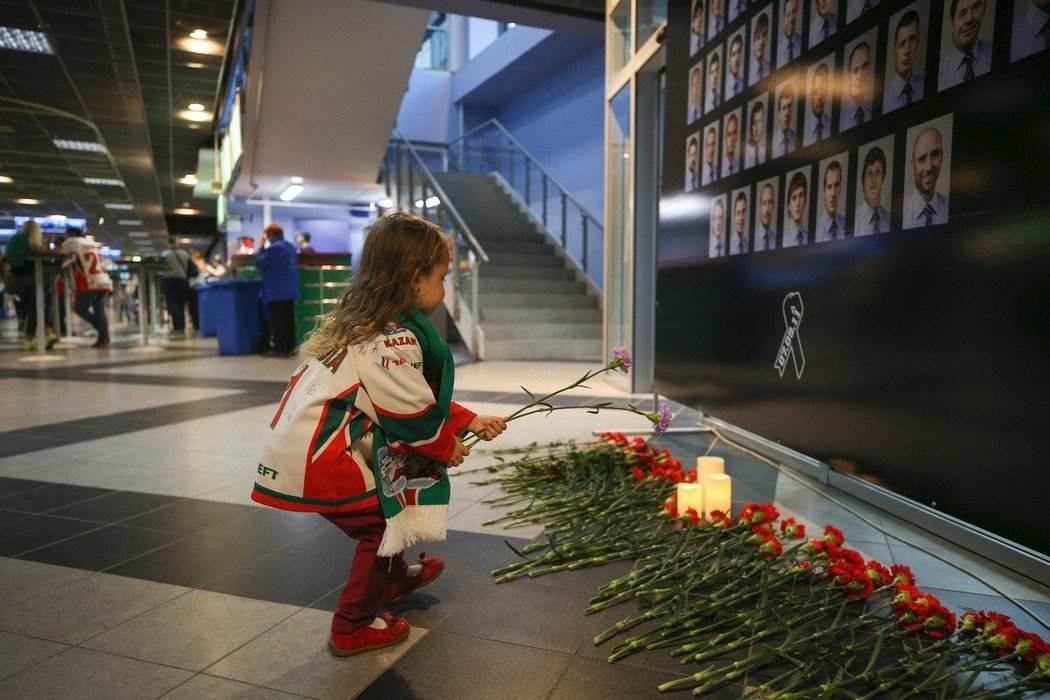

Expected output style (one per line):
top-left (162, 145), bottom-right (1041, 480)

top-left (60, 227), bottom-right (113, 347)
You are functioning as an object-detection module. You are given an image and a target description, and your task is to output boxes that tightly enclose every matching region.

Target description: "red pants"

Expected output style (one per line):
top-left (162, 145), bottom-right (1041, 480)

top-left (323, 506), bottom-right (406, 634)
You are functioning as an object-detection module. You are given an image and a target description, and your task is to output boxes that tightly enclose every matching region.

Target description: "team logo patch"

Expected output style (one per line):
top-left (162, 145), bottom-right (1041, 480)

top-left (376, 448), bottom-right (444, 498)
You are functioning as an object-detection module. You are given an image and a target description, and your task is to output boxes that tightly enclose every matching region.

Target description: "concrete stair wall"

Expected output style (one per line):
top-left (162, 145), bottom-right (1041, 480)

top-left (433, 171), bottom-right (603, 361)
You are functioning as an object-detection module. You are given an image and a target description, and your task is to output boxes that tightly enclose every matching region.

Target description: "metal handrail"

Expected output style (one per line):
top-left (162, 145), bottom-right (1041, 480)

top-left (391, 130), bottom-right (489, 264)
top-left (449, 118), bottom-right (603, 231)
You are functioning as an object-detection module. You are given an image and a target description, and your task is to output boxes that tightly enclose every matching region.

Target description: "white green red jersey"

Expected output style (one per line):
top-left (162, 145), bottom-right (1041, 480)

top-left (252, 323), bottom-right (475, 513)
top-left (60, 237), bottom-right (113, 291)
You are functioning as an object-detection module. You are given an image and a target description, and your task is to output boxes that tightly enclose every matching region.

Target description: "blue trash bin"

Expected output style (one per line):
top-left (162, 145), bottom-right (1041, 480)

top-left (197, 284), bottom-right (217, 337)
top-left (210, 279), bottom-right (262, 355)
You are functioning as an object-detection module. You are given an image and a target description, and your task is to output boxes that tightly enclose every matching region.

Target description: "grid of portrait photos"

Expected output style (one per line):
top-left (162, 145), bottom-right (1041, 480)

top-left (685, 0), bottom-right (1047, 258)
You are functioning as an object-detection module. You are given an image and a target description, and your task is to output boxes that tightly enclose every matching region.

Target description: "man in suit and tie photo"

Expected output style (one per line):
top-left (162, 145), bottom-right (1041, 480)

top-left (709, 0), bottom-right (726, 39)
top-left (816, 158), bottom-right (847, 242)
top-left (884, 7), bottom-right (926, 113)
top-left (778, 0), bottom-right (802, 67)
top-left (710, 195), bottom-right (728, 257)
top-left (755, 180), bottom-right (779, 251)
top-left (731, 190), bottom-right (751, 254)
top-left (750, 11), bottom-right (772, 84)
top-left (745, 97), bottom-right (768, 168)
top-left (773, 80), bottom-right (798, 157)
top-left (804, 62), bottom-right (832, 146)
top-left (1010, 0), bottom-right (1050, 61)
top-left (938, 0), bottom-right (995, 88)
top-left (854, 142), bottom-right (893, 235)
top-left (904, 123), bottom-right (951, 228)
top-left (784, 170), bottom-right (810, 247)
top-left (810, 0), bottom-right (839, 47)
top-left (707, 49), bottom-right (723, 111)
top-left (841, 38), bottom-right (874, 131)
top-left (691, 0), bottom-right (706, 55)
top-left (726, 32), bottom-right (746, 99)
top-left (689, 65), bottom-right (703, 122)
top-left (686, 134), bottom-right (701, 192)
top-left (703, 124), bottom-right (720, 185)
top-left (723, 111), bottom-right (741, 177)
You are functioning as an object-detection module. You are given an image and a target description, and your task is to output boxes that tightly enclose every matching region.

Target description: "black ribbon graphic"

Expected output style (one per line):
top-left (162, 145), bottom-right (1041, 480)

top-left (774, 292), bottom-right (805, 379)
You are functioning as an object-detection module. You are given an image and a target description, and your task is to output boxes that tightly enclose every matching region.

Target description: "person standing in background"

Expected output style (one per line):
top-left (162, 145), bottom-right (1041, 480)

top-left (160, 237), bottom-right (190, 335)
top-left (6, 220), bottom-right (57, 351)
top-left (60, 227), bottom-right (113, 347)
top-left (257, 223), bottom-right (300, 357)
top-left (296, 232), bottom-right (315, 254)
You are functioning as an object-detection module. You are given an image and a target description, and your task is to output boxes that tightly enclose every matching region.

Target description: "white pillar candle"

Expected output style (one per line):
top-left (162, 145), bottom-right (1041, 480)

top-left (696, 456), bottom-right (725, 482)
top-left (676, 483), bottom-right (704, 517)
top-left (704, 473), bottom-right (732, 519)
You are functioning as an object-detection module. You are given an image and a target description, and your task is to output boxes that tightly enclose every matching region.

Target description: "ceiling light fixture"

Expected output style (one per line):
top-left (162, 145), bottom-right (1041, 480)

top-left (117, 219), bottom-right (143, 226)
top-left (280, 184), bottom-right (304, 202)
top-left (15, 198), bottom-right (39, 205)
top-left (186, 62), bottom-right (206, 69)
top-left (0, 175), bottom-right (12, 184)
top-left (189, 29), bottom-right (208, 39)
top-left (414, 196), bottom-right (440, 208)
top-left (84, 177), bottom-right (124, 186)
top-left (179, 174), bottom-right (199, 185)
top-left (188, 103), bottom-right (205, 111)
top-left (53, 139), bottom-right (106, 153)
top-left (128, 232), bottom-right (150, 237)
top-left (178, 109), bottom-right (213, 123)
top-left (173, 207), bottom-right (200, 215)
top-left (0, 27), bottom-right (54, 54)
top-left (47, 214), bottom-right (67, 220)
top-left (104, 203), bottom-right (134, 210)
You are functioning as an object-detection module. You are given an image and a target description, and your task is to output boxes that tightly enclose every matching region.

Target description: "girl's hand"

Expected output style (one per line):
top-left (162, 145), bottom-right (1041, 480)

top-left (468, 415), bottom-right (507, 441)
top-left (447, 436), bottom-right (470, 468)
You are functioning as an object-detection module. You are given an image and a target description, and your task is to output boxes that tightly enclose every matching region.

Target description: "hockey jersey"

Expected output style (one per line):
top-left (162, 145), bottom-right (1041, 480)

top-left (60, 237), bottom-right (113, 291)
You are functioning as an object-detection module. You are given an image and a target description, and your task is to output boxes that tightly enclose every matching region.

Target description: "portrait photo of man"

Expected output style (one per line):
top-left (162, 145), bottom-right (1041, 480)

top-left (783, 167), bottom-right (811, 247)
top-left (854, 136), bottom-right (894, 236)
top-left (884, 3), bottom-right (928, 113)
top-left (816, 155), bottom-right (848, 242)
top-left (773, 79), bottom-right (798, 158)
top-left (841, 32), bottom-right (876, 132)
top-left (803, 60), bottom-right (833, 147)
top-left (729, 0), bottom-right (749, 22)
top-left (722, 109), bottom-right (742, 177)
top-left (904, 116), bottom-right (953, 228)
top-left (688, 64), bottom-right (704, 123)
top-left (778, 0), bottom-right (803, 67)
top-left (730, 188), bottom-right (751, 254)
top-left (745, 94), bottom-right (768, 169)
top-left (1010, 0), bottom-right (1050, 61)
top-left (686, 133), bottom-right (702, 192)
top-left (938, 0), bottom-right (995, 89)
top-left (726, 31), bottom-right (747, 100)
top-left (707, 46), bottom-right (724, 112)
top-left (709, 0), bottom-right (726, 39)
top-left (702, 123), bottom-right (721, 185)
top-left (691, 0), bottom-right (706, 55)
top-left (750, 10), bottom-right (772, 85)
top-left (847, 0), bottom-right (880, 23)
top-left (709, 194), bottom-right (728, 257)
top-left (754, 178), bottom-right (779, 251)
top-left (809, 0), bottom-right (839, 48)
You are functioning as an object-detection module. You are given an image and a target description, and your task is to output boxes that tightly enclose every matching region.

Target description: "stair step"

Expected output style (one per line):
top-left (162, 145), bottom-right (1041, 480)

top-left (482, 307), bottom-right (601, 324)
top-left (488, 253), bottom-right (564, 266)
top-left (483, 322), bottom-right (601, 340)
top-left (475, 239), bottom-right (551, 255)
top-left (484, 338), bottom-right (603, 361)
top-left (480, 278), bottom-right (585, 294)
top-left (483, 292), bottom-right (599, 308)
top-left (482, 266), bottom-right (575, 280)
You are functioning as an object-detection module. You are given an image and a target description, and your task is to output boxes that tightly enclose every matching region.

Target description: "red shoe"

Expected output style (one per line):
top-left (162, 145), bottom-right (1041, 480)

top-left (328, 612), bottom-right (410, 657)
top-left (384, 552), bottom-right (444, 603)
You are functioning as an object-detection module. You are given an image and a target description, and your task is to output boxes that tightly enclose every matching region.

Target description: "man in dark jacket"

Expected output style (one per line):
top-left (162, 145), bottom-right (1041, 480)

top-left (256, 223), bottom-right (299, 356)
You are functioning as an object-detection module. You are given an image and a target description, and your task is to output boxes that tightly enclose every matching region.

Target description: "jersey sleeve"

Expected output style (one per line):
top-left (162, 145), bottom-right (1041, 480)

top-left (449, 402), bottom-right (476, 436)
top-left (354, 328), bottom-right (460, 463)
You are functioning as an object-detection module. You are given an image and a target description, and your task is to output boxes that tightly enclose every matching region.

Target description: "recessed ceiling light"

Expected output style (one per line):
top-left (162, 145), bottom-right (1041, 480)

top-left (117, 219), bottom-right (143, 225)
top-left (104, 203), bottom-right (134, 210)
top-left (128, 232), bottom-right (150, 237)
top-left (84, 177), bottom-right (124, 186)
top-left (53, 139), bottom-right (106, 152)
top-left (280, 184), bottom-right (304, 202)
top-left (290, 176), bottom-right (304, 184)
top-left (0, 175), bottom-right (12, 184)
top-left (0, 26), bottom-right (54, 54)
top-left (179, 174), bottom-right (199, 185)
top-left (179, 109), bottom-right (212, 123)
top-left (186, 62), bottom-right (206, 68)
top-left (188, 103), bottom-right (205, 112)
top-left (173, 207), bottom-right (199, 215)
top-left (16, 198), bottom-right (39, 205)
top-left (47, 214), bottom-right (67, 220)
top-left (189, 29), bottom-right (208, 39)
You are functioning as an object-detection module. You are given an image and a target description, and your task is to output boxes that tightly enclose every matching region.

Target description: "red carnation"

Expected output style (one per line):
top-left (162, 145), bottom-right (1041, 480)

top-left (865, 560), bottom-right (891, 586)
top-left (889, 564), bottom-right (915, 586)
top-left (823, 525), bottom-right (845, 545)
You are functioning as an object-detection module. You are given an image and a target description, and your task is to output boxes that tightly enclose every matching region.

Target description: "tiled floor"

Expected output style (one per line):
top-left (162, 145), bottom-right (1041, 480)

top-left (0, 318), bottom-right (1047, 699)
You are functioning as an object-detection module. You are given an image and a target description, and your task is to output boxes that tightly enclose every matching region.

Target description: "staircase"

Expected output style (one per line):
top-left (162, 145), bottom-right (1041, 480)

top-left (433, 172), bottom-right (603, 361)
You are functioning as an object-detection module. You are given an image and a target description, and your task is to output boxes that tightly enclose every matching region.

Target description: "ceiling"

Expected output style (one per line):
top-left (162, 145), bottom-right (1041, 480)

top-left (0, 0), bottom-right (601, 258)
top-left (0, 0), bottom-right (238, 256)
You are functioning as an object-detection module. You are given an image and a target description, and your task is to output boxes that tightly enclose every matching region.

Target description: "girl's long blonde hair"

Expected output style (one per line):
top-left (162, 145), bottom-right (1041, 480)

top-left (298, 212), bottom-right (451, 361)
top-left (19, 220), bottom-right (43, 249)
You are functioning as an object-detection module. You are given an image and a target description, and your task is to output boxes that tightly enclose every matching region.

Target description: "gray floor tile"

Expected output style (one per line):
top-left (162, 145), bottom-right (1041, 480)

top-left (550, 655), bottom-right (731, 700)
top-left (0, 558), bottom-right (91, 609)
top-left (160, 674), bottom-right (306, 699)
top-left (0, 572), bottom-right (188, 644)
top-left (0, 630), bottom-right (69, 683)
top-left (206, 607), bottom-right (425, 700)
top-left (0, 647), bottom-right (192, 700)
top-left (82, 589), bottom-right (300, 671)
top-left (356, 629), bottom-right (571, 700)
top-left (437, 579), bottom-right (595, 653)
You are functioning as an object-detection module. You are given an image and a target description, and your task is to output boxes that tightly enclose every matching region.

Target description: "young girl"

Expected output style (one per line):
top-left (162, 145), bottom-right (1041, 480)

top-left (253, 212), bottom-right (506, 656)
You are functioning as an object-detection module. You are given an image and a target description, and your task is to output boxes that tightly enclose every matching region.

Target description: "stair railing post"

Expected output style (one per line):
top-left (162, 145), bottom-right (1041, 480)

top-left (525, 158), bottom-right (531, 206)
top-left (470, 252), bottom-right (480, 357)
top-left (582, 214), bottom-right (589, 276)
top-left (542, 175), bottom-right (548, 226)
top-left (560, 193), bottom-right (568, 249)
